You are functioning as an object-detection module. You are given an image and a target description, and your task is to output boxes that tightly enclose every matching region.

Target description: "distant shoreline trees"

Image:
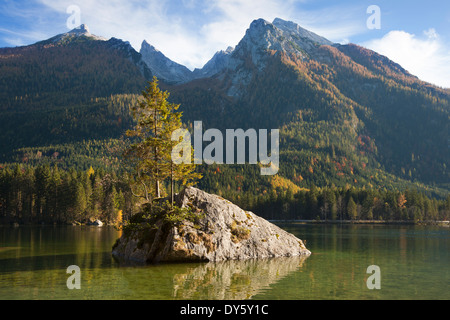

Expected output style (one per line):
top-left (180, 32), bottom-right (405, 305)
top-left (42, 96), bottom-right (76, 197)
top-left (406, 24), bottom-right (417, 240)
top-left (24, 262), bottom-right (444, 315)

top-left (0, 164), bottom-right (136, 225)
top-left (0, 163), bottom-right (448, 225)
top-left (231, 185), bottom-right (450, 222)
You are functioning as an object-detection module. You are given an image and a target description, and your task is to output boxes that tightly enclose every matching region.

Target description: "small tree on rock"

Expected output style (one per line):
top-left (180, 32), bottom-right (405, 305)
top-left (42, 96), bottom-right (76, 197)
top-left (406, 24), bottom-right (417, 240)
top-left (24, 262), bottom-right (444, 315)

top-left (123, 77), bottom-right (200, 208)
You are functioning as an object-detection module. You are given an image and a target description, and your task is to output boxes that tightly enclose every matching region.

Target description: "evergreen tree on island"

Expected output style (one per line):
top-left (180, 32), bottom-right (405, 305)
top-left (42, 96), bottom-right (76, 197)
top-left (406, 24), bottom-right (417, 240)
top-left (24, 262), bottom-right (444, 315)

top-left (123, 77), bottom-right (201, 208)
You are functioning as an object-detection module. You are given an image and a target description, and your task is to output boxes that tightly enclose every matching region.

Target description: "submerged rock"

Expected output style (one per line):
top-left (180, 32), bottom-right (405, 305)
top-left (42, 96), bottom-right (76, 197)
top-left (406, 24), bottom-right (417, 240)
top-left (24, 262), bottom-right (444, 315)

top-left (112, 187), bottom-right (310, 263)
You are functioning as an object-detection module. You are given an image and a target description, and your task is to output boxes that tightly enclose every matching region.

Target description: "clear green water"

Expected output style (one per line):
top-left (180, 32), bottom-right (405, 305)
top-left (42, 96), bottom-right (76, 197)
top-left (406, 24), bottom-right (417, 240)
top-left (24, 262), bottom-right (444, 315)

top-left (0, 224), bottom-right (448, 300)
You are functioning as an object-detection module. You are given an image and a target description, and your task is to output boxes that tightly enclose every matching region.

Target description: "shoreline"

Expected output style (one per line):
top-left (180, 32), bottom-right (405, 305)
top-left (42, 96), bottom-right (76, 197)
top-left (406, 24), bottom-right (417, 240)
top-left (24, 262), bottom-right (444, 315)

top-left (270, 219), bottom-right (450, 226)
top-left (1, 220), bottom-right (449, 227)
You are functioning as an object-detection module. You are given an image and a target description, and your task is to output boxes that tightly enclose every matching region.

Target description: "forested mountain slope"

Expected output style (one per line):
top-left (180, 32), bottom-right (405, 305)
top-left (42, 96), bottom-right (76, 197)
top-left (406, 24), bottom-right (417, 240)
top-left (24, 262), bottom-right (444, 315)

top-left (166, 18), bottom-right (449, 198)
top-left (0, 26), bottom-right (149, 160)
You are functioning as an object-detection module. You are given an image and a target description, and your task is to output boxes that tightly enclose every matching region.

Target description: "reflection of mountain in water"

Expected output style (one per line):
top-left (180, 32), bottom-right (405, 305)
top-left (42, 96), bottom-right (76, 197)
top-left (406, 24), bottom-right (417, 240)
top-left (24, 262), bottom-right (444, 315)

top-left (171, 256), bottom-right (309, 300)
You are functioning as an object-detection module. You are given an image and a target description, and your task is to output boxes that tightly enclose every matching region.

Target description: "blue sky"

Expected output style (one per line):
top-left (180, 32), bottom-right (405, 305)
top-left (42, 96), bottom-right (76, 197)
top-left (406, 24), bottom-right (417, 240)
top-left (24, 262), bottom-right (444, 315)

top-left (1, 0), bottom-right (449, 87)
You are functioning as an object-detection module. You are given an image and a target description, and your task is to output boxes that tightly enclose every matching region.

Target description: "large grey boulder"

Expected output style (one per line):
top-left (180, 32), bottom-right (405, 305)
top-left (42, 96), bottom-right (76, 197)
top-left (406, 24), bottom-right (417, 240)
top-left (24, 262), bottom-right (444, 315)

top-left (112, 187), bottom-right (310, 263)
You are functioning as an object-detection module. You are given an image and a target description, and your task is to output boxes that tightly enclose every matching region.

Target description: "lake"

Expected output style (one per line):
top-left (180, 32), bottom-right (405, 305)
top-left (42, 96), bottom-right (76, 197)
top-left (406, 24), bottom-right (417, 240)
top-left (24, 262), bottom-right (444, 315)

top-left (0, 223), bottom-right (448, 300)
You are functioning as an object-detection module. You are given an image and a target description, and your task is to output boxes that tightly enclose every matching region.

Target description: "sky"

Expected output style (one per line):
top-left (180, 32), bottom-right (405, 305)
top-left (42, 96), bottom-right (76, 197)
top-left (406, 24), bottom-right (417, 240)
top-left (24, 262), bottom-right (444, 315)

top-left (1, 0), bottom-right (449, 88)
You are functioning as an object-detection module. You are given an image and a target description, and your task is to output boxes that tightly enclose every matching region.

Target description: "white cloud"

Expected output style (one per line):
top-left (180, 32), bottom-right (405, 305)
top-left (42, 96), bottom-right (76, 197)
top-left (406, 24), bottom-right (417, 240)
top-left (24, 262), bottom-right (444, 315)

top-left (292, 4), bottom-right (367, 44)
top-left (362, 29), bottom-right (450, 88)
top-left (423, 28), bottom-right (438, 40)
top-left (0, 27), bottom-right (49, 47)
top-left (199, 0), bottom-right (298, 54)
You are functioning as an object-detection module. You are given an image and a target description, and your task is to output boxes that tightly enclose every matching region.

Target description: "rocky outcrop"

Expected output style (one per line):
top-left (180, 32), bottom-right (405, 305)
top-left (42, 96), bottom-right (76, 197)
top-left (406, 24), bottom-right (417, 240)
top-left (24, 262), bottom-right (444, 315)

top-left (192, 46), bottom-right (234, 79)
top-left (140, 40), bottom-right (193, 84)
top-left (46, 24), bottom-right (107, 44)
top-left (112, 187), bottom-right (310, 263)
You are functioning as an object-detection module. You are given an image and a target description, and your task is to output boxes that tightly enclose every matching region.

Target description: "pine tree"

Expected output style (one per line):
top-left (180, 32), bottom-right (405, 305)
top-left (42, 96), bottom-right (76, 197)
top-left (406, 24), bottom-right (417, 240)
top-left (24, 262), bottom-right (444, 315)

top-left (74, 182), bottom-right (87, 221)
top-left (34, 165), bottom-right (50, 222)
top-left (123, 77), bottom-right (200, 206)
top-left (347, 196), bottom-right (358, 220)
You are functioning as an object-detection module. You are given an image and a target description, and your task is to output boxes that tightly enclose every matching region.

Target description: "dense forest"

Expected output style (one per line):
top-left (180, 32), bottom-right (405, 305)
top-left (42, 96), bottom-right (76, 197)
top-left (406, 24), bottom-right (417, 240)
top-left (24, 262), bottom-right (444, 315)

top-left (236, 183), bottom-right (450, 222)
top-left (0, 164), bottom-right (138, 225)
top-left (1, 163), bottom-right (448, 225)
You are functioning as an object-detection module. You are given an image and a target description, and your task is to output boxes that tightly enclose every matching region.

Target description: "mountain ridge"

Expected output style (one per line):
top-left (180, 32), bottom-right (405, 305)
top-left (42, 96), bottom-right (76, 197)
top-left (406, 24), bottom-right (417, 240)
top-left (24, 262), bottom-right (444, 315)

top-left (140, 40), bottom-right (193, 84)
top-left (1, 20), bottom-right (444, 91)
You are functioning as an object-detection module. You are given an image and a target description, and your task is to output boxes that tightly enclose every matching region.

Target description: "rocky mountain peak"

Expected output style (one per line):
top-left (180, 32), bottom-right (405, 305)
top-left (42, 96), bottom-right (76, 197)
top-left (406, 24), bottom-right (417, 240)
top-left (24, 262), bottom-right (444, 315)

top-left (225, 17), bottom-right (317, 96)
top-left (141, 39), bottom-right (159, 52)
top-left (137, 18), bottom-right (334, 86)
top-left (243, 18), bottom-right (279, 49)
top-left (65, 24), bottom-right (106, 41)
top-left (140, 40), bottom-right (192, 84)
top-left (272, 18), bottom-right (333, 46)
top-left (192, 46), bottom-right (235, 79)
top-left (224, 46), bottom-right (234, 54)
top-left (46, 24), bottom-right (106, 44)
top-left (233, 17), bottom-right (335, 63)
top-left (68, 24), bottom-right (91, 35)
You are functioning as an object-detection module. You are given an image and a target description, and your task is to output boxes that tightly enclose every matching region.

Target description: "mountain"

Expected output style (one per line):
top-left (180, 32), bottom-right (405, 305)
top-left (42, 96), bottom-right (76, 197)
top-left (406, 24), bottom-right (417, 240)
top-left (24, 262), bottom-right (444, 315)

top-left (139, 17), bottom-right (331, 86)
top-left (165, 18), bottom-right (449, 195)
top-left (0, 25), bottom-right (151, 160)
top-left (0, 24), bottom-right (151, 107)
top-left (140, 41), bottom-right (234, 83)
top-left (0, 19), bottom-right (448, 200)
top-left (140, 40), bottom-right (192, 84)
top-left (38, 24), bottom-right (107, 44)
top-left (192, 46), bottom-right (234, 79)
top-left (185, 18), bottom-right (336, 97)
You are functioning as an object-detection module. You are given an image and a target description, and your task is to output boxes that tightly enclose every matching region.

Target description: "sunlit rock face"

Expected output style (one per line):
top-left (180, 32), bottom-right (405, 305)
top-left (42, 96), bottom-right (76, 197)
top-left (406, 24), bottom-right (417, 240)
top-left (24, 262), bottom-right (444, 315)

top-left (140, 40), bottom-right (193, 84)
top-left (112, 187), bottom-right (310, 264)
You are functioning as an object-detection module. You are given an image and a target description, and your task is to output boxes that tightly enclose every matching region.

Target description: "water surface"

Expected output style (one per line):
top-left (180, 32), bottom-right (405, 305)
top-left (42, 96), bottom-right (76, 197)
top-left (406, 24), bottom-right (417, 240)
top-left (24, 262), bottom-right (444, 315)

top-left (0, 224), bottom-right (448, 300)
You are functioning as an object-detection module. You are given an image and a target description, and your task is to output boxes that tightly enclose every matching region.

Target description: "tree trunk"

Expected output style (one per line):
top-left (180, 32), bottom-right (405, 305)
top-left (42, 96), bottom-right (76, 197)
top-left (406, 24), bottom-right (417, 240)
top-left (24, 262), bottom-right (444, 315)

top-left (170, 162), bottom-right (174, 207)
top-left (154, 100), bottom-right (160, 198)
top-left (155, 180), bottom-right (160, 198)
